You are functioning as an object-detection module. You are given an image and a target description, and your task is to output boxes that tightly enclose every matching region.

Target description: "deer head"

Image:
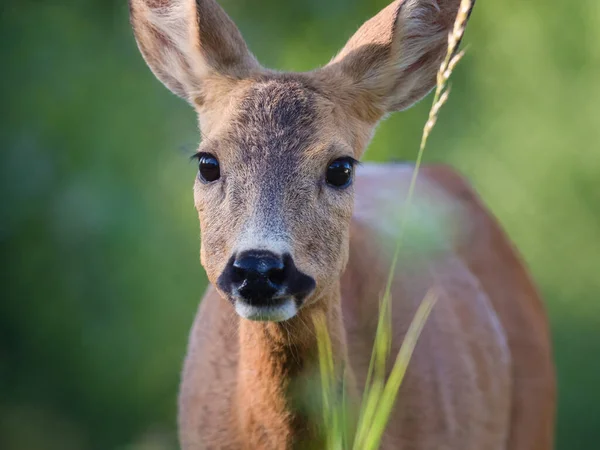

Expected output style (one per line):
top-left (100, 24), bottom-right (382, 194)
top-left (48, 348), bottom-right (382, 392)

top-left (129, 0), bottom-right (464, 322)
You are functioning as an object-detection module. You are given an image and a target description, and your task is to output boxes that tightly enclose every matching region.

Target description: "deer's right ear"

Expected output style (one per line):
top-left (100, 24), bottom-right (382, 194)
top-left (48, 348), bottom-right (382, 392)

top-left (129, 0), bottom-right (259, 103)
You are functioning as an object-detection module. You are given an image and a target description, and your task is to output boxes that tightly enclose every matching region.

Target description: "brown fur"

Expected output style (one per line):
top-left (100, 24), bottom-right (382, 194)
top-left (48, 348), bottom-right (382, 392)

top-left (129, 1), bottom-right (556, 449)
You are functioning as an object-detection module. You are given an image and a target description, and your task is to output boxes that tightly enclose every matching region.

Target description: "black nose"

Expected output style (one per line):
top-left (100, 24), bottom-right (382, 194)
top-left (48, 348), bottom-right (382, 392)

top-left (233, 251), bottom-right (286, 296)
top-left (217, 250), bottom-right (316, 306)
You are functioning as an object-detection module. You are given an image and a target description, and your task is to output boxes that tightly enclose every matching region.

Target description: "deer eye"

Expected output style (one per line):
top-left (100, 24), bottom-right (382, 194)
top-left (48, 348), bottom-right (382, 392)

top-left (326, 158), bottom-right (355, 189)
top-left (196, 153), bottom-right (220, 183)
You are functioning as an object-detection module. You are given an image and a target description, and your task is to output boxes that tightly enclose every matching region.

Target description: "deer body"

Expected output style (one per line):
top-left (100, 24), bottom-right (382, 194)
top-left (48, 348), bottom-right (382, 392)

top-left (129, 0), bottom-right (555, 448)
top-left (178, 164), bottom-right (554, 449)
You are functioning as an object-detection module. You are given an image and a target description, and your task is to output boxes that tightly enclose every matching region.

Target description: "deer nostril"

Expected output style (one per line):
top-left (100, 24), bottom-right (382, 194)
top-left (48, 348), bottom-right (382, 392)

top-left (231, 265), bottom-right (246, 284)
top-left (266, 266), bottom-right (285, 287)
top-left (232, 251), bottom-right (285, 288)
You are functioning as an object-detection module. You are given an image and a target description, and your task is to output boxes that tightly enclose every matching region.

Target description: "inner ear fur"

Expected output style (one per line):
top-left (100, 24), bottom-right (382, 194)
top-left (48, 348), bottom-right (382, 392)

top-left (316, 0), bottom-right (473, 120)
top-left (129, 0), bottom-right (260, 102)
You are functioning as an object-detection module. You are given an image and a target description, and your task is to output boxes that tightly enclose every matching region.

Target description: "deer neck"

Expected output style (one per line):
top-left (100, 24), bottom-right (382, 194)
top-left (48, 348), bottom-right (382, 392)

top-left (235, 285), bottom-right (354, 449)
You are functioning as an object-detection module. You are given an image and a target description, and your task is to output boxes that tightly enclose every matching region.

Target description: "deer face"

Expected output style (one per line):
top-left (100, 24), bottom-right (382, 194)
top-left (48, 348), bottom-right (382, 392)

top-left (193, 77), bottom-right (363, 321)
top-left (130, 0), bottom-right (464, 321)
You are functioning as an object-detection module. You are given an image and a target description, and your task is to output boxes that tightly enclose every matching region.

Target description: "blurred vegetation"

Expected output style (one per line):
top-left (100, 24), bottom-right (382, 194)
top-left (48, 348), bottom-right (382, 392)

top-left (1, 0), bottom-right (598, 449)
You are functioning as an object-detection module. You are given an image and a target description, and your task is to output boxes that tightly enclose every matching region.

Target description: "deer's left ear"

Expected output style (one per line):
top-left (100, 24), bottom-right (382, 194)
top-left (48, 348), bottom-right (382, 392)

top-left (318, 0), bottom-right (473, 120)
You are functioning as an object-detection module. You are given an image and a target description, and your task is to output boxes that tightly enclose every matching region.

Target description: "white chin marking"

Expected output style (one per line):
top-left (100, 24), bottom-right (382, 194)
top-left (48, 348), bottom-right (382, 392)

top-left (235, 298), bottom-right (298, 322)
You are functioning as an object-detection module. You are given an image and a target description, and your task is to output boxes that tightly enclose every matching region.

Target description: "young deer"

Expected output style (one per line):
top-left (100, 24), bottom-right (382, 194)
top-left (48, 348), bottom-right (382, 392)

top-left (129, 0), bottom-right (556, 448)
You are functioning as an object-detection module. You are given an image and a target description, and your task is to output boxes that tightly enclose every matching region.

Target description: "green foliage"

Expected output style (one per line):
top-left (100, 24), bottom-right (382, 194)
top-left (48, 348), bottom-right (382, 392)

top-left (1, 0), bottom-right (599, 449)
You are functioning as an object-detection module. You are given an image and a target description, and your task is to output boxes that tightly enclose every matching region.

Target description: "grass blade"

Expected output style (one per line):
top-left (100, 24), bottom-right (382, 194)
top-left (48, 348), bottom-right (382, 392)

top-left (362, 289), bottom-right (438, 450)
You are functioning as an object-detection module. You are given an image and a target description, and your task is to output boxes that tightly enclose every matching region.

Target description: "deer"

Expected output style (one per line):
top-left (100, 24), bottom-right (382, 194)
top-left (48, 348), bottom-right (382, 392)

top-left (128, 0), bottom-right (556, 448)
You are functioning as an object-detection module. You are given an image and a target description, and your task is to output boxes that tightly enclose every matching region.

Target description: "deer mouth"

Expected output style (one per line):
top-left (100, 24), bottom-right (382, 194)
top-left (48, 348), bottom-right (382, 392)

top-left (233, 296), bottom-right (299, 322)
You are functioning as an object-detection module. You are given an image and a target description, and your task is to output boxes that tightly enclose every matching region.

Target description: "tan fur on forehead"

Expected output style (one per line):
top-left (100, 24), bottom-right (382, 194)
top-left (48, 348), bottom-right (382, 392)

top-left (232, 79), bottom-right (318, 147)
top-left (195, 74), bottom-right (374, 158)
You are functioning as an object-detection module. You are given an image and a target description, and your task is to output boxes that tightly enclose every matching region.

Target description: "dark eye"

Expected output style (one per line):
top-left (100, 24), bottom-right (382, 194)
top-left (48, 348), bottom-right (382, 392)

top-left (326, 158), bottom-right (354, 188)
top-left (197, 153), bottom-right (220, 183)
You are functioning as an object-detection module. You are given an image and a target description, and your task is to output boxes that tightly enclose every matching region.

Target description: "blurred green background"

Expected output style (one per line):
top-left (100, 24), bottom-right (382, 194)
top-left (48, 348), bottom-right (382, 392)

top-left (1, 0), bottom-right (598, 449)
